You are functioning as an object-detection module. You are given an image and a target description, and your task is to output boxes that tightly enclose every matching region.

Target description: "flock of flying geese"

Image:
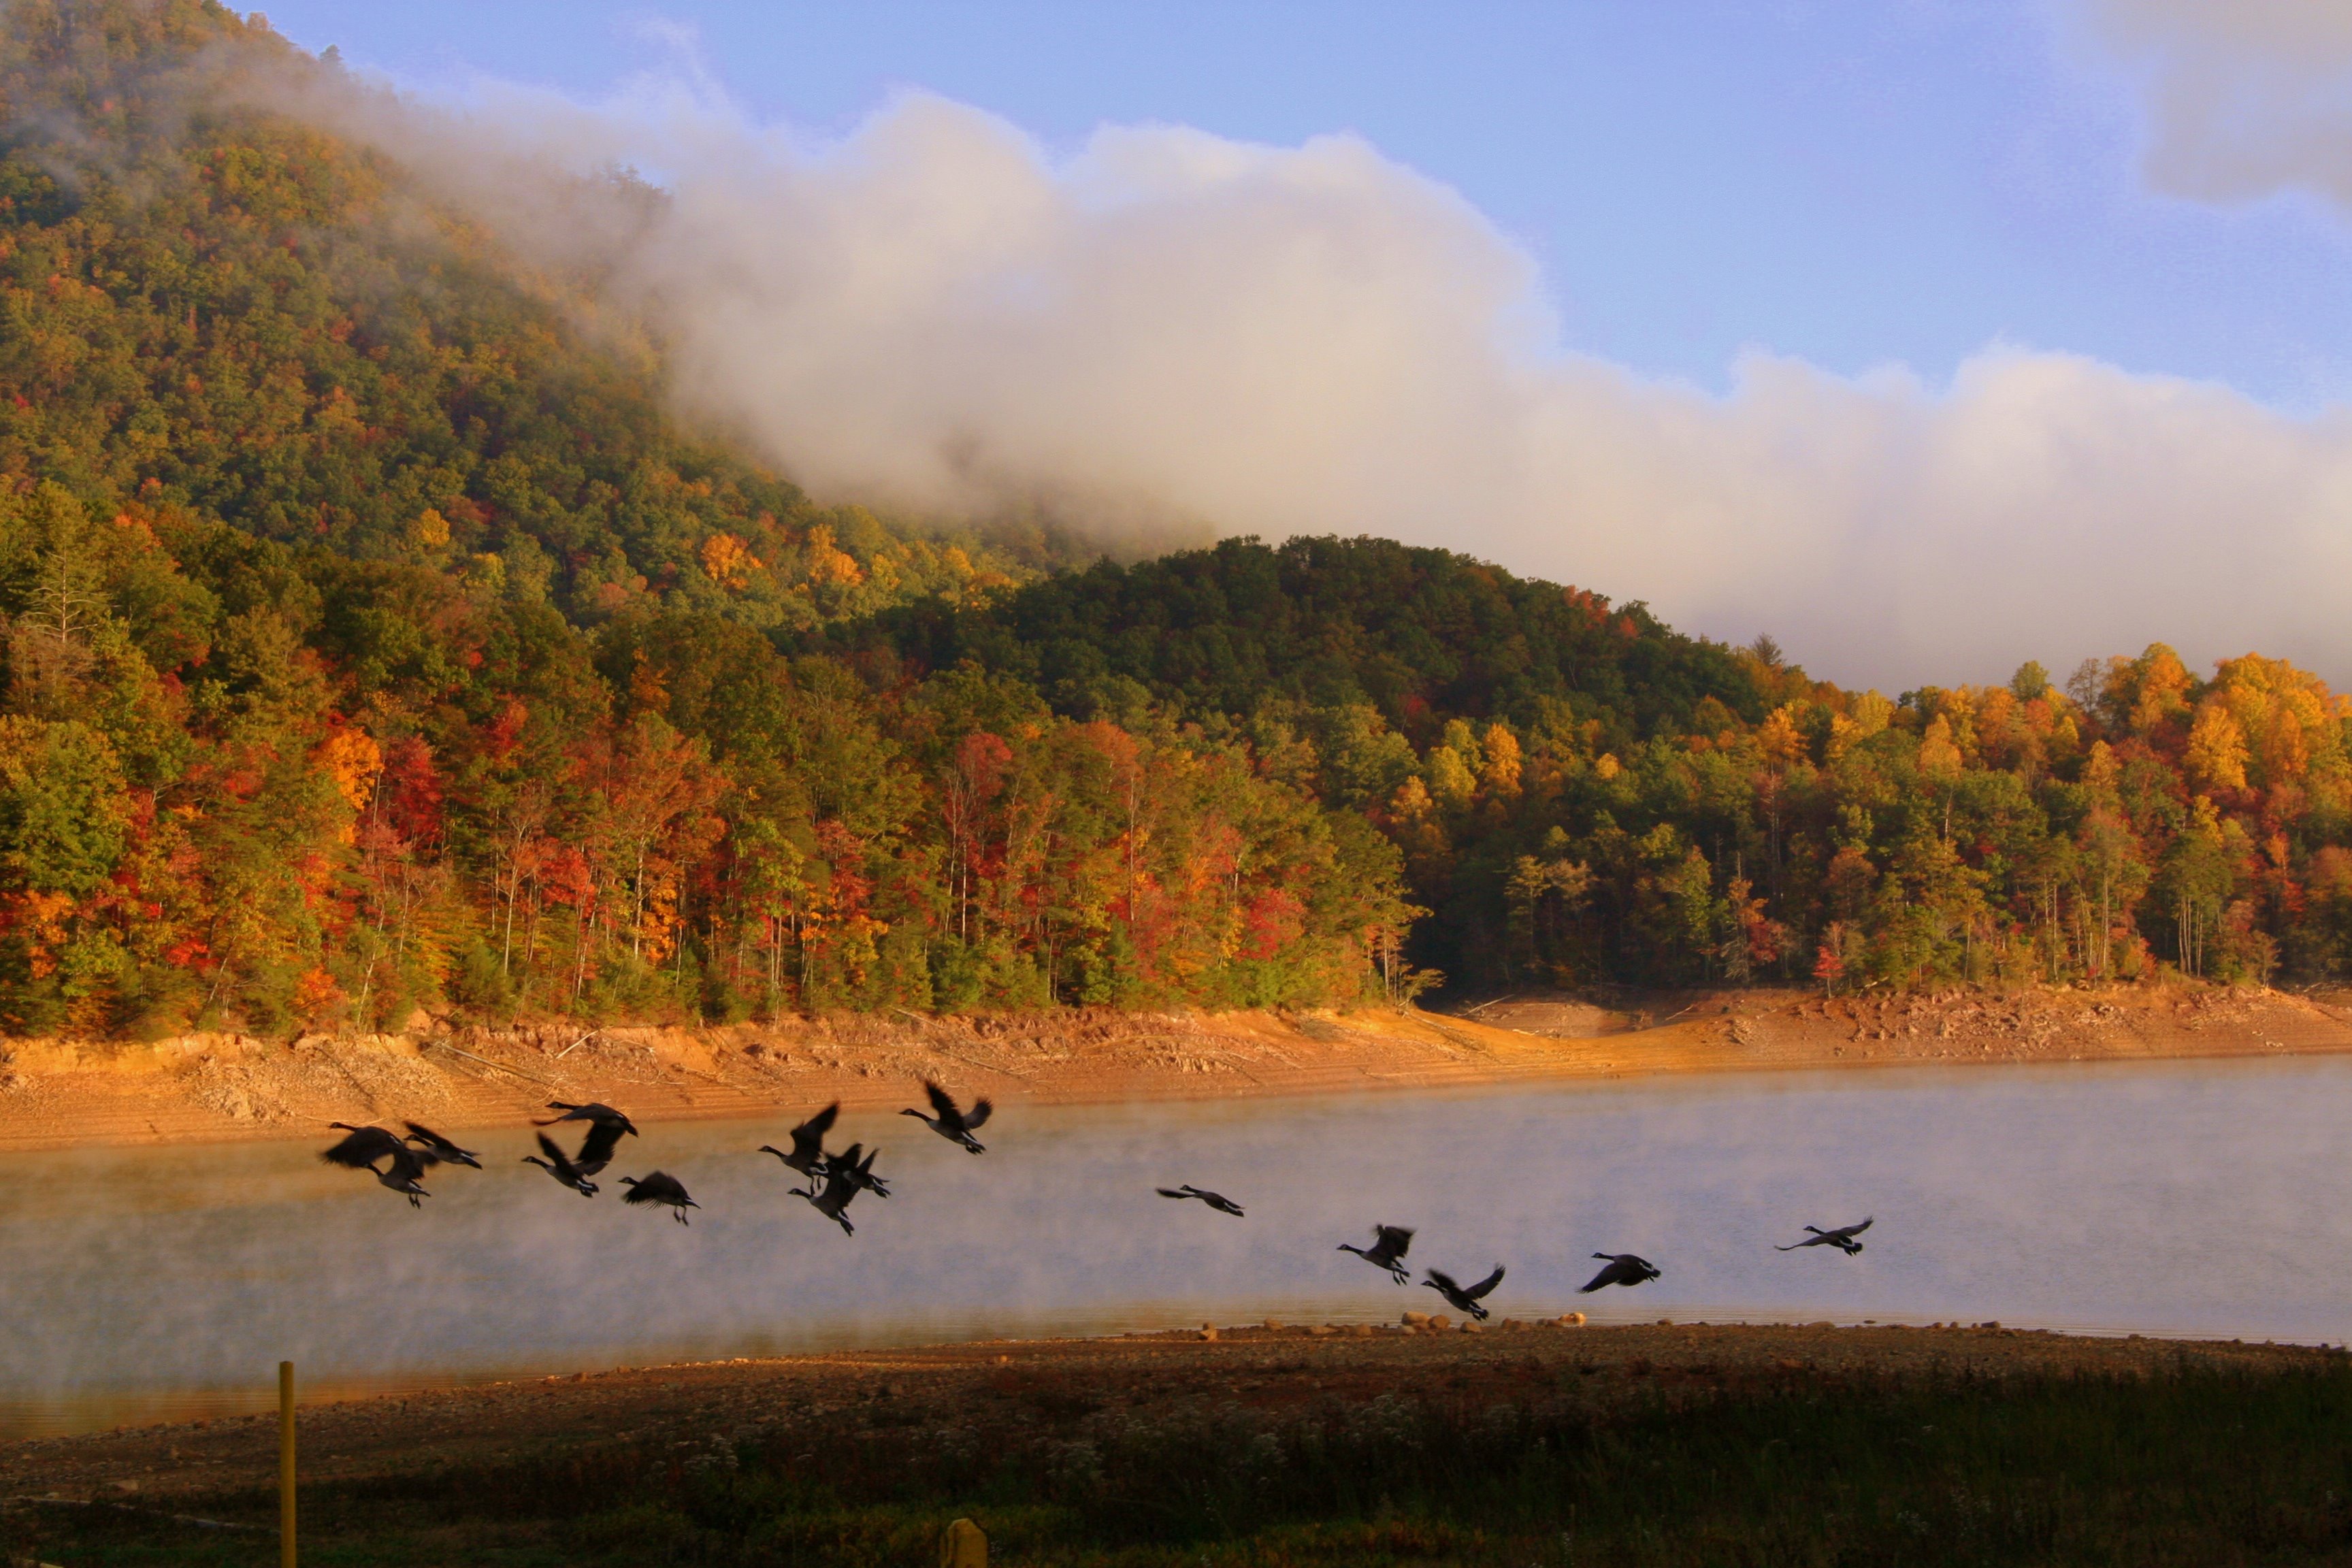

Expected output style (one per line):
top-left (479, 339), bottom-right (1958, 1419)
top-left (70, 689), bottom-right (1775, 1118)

top-left (322, 1084), bottom-right (1875, 1318)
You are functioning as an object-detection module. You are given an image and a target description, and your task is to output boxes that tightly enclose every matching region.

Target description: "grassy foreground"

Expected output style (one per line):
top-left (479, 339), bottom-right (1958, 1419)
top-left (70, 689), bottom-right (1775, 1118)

top-left (13, 1352), bottom-right (2352, 1567)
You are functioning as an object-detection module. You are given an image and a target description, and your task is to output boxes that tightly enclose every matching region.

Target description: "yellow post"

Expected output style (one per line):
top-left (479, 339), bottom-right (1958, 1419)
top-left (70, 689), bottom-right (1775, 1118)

top-left (278, 1360), bottom-right (296, 1568)
top-left (940, 1516), bottom-right (987, 1568)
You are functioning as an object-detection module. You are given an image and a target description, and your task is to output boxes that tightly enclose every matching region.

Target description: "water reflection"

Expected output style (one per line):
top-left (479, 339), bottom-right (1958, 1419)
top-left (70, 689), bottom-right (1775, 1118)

top-left (8, 1056), bottom-right (2351, 1437)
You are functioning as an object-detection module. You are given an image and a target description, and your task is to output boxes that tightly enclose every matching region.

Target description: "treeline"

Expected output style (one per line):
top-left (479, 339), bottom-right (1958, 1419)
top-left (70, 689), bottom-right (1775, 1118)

top-left (0, 483), bottom-right (1414, 1034)
top-left (860, 541), bottom-right (2352, 998)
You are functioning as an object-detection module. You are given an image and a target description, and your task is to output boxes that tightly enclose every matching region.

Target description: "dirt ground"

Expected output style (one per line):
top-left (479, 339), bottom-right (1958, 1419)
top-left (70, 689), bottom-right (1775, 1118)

top-left (8, 1320), bottom-right (2335, 1514)
top-left (4, 983), bottom-right (2351, 1154)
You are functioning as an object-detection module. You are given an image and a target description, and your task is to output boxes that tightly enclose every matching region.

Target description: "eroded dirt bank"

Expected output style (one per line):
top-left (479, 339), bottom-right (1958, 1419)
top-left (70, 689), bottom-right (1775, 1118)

top-left (10, 1321), bottom-right (2336, 1507)
top-left (3, 983), bottom-right (2351, 1153)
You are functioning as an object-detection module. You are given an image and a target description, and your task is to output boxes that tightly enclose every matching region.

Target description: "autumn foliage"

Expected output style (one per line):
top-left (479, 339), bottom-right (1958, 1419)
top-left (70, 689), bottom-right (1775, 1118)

top-left (0, 485), bottom-right (1418, 1034)
top-left (867, 534), bottom-right (2352, 996)
top-left (0, 4), bottom-right (2345, 1036)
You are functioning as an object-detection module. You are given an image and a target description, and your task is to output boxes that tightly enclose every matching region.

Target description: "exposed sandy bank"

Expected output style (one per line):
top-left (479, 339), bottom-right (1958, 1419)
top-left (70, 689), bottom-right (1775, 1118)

top-left (3, 983), bottom-right (2351, 1154)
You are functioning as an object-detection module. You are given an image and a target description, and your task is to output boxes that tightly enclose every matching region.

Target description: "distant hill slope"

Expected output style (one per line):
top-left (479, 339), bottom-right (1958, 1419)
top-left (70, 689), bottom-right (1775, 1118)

top-left (846, 533), bottom-right (1763, 750)
top-left (0, 0), bottom-right (1055, 634)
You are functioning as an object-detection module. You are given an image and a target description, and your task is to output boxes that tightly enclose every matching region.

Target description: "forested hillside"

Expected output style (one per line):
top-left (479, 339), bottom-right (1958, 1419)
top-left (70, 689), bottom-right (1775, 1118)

top-left (864, 545), bottom-right (2352, 996)
top-left (0, 0), bottom-right (2346, 1041)
top-left (0, 0), bottom-right (1054, 627)
top-left (0, 1), bottom-right (1409, 1036)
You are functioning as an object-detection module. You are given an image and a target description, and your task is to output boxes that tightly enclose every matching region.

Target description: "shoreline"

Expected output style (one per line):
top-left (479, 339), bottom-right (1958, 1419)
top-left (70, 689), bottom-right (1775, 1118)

top-left (3, 982), bottom-right (2351, 1153)
top-left (5, 1303), bottom-right (2334, 1442)
top-left (12, 1319), bottom-right (2339, 1492)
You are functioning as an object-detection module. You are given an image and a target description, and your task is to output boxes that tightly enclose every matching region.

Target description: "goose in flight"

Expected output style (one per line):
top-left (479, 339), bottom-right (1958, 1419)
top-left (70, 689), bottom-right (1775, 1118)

top-left (321, 1123), bottom-right (406, 1171)
top-left (758, 1103), bottom-right (839, 1178)
top-left (522, 1131), bottom-right (600, 1196)
top-left (1337, 1224), bottom-right (1416, 1284)
top-left (320, 1124), bottom-right (435, 1207)
top-left (831, 1142), bottom-right (892, 1199)
top-left (901, 1081), bottom-right (991, 1153)
top-left (1778, 1217), bottom-right (1872, 1255)
top-left (1580, 1253), bottom-right (1662, 1292)
top-left (620, 1172), bottom-right (699, 1225)
top-left (372, 1143), bottom-right (434, 1208)
top-left (789, 1160), bottom-right (862, 1237)
top-left (402, 1122), bottom-right (481, 1169)
top-left (570, 1119), bottom-right (628, 1179)
top-left (1156, 1184), bottom-right (1245, 1217)
top-left (1422, 1265), bottom-right (1505, 1321)
top-left (535, 1101), bottom-right (639, 1138)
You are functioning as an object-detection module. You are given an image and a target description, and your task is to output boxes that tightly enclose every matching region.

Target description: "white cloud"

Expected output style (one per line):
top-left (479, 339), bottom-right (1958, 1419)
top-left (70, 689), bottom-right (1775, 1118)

top-left (299, 65), bottom-right (2352, 689)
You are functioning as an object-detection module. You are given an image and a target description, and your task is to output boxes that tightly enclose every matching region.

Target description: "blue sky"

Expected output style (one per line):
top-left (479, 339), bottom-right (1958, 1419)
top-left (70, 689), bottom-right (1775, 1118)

top-left (259, 0), bottom-right (2352, 410)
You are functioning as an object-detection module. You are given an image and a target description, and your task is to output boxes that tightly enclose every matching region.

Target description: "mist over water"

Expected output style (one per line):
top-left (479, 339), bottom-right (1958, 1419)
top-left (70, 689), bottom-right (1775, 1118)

top-left (10, 1059), bottom-right (2352, 1436)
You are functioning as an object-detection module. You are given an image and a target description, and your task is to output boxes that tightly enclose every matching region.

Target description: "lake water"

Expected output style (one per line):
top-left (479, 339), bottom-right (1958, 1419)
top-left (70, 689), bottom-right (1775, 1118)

top-left (7, 1056), bottom-right (2351, 1437)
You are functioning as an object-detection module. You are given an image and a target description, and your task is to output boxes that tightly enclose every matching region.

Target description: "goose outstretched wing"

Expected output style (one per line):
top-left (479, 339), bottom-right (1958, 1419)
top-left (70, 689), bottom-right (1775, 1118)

top-left (402, 1122), bottom-right (479, 1165)
top-left (533, 1131), bottom-right (578, 1176)
top-left (576, 1120), bottom-right (626, 1170)
top-left (790, 1103), bottom-right (839, 1158)
top-left (321, 1125), bottom-right (403, 1169)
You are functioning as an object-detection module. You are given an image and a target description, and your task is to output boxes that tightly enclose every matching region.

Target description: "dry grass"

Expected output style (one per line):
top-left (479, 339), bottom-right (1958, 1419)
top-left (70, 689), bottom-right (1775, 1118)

top-left (12, 1324), bottom-right (2352, 1566)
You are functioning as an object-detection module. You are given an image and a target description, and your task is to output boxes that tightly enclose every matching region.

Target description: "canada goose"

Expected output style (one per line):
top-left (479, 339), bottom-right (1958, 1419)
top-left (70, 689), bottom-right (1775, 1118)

top-left (522, 1131), bottom-right (599, 1196)
top-left (402, 1122), bottom-right (481, 1169)
top-left (830, 1142), bottom-right (892, 1199)
top-left (1777, 1217), bottom-right (1872, 1255)
top-left (1422, 1265), bottom-right (1505, 1321)
top-left (900, 1080), bottom-right (990, 1153)
top-left (535, 1101), bottom-right (639, 1138)
top-left (321, 1123), bottom-right (406, 1170)
top-left (1156, 1185), bottom-right (1244, 1217)
top-left (570, 1120), bottom-right (627, 1178)
top-left (758, 1103), bottom-right (839, 1177)
top-left (373, 1143), bottom-right (434, 1209)
top-left (322, 1124), bottom-right (436, 1207)
top-left (620, 1172), bottom-right (699, 1224)
top-left (1580, 1253), bottom-right (1661, 1292)
top-left (1338, 1224), bottom-right (1415, 1284)
top-left (789, 1160), bottom-right (862, 1236)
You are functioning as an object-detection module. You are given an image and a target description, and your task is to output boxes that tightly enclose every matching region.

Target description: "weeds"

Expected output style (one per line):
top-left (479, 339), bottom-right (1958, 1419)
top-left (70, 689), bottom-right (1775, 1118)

top-left (12, 1363), bottom-right (2352, 1565)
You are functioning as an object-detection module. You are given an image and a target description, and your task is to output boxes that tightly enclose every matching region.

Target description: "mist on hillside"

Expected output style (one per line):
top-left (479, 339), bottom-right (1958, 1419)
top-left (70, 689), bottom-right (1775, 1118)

top-left (227, 35), bottom-right (2352, 689)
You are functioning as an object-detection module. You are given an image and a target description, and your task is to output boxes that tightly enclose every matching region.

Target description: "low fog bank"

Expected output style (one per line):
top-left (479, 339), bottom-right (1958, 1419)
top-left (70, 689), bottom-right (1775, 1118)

top-left (255, 50), bottom-right (2352, 689)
